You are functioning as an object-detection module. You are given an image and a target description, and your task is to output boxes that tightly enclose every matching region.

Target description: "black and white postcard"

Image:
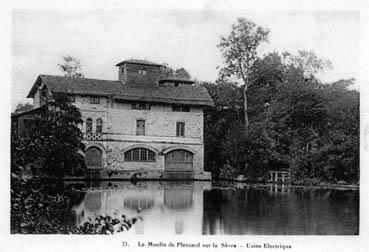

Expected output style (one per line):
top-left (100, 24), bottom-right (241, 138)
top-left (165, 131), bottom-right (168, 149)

top-left (1, 0), bottom-right (369, 251)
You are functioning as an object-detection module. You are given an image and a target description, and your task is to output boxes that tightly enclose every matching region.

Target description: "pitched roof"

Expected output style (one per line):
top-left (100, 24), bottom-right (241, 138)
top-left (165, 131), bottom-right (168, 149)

top-left (115, 59), bottom-right (163, 67)
top-left (27, 75), bottom-right (214, 107)
top-left (11, 105), bottom-right (46, 118)
top-left (159, 76), bottom-right (195, 84)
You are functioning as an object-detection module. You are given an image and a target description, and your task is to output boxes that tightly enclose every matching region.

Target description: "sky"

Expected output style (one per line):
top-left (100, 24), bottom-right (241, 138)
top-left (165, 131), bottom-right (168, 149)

top-left (11, 10), bottom-right (360, 110)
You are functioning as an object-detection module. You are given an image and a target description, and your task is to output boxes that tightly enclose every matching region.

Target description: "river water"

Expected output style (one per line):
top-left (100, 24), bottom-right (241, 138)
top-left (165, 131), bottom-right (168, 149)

top-left (62, 181), bottom-right (359, 235)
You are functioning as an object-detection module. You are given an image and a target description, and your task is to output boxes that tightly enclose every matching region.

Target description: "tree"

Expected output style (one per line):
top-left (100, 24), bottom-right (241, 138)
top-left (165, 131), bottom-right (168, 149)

top-left (283, 50), bottom-right (332, 80)
top-left (23, 93), bottom-right (85, 178)
top-left (14, 102), bottom-right (33, 113)
top-left (58, 55), bottom-right (84, 78)
top-left (175, 68), bottom-right (191, 79)
top-left (218, 17), bottom-right (269, 130)
top-left (160, 63), bottom-right (191, 79)
top-left (201, 81), bottom-right (244, 176)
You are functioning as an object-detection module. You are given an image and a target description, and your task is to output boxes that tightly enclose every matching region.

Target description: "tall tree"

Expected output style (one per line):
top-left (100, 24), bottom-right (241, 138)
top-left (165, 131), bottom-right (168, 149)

top-left (218, 17), bottom-right (269, 130)
top-left (58, 55), bottom-right (84, 78)
top-left (23, 93), bottom-right (85, 178)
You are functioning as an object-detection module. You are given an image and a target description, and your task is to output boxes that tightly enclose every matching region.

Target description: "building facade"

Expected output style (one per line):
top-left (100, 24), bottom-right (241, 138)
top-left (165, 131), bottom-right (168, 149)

top-left (26, 59), bottom-right (214, 180)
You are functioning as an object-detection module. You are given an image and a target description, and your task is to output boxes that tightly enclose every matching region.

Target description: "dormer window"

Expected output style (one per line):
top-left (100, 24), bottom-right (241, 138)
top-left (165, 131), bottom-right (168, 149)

top-left (172, 105), bottom-right (190, 112)
top-left (138, 69), bottom-right (147, 75)
top-left (68, 95), bottom-right (75, 102)
top-left (132, 103), bottom-right (150, 110)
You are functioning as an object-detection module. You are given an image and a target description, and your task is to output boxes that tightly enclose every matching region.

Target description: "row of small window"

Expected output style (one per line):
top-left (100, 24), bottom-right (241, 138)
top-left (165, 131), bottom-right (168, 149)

top-left (69, 96), bottom-right (190, 113)
top-left (121, 68), bottom-right (147, 75)
top-left (84, 118), bottom-right (185, 137)
top-left (68, 96), bottom-right (100, 104)
top-left (123, 148), bottom-right (193, 163)
top-left (136, 120), bottom-right (185, 137)
top-left (132, 103), bottom-right (190, 112)
top-left (86, 118), bottom-right (103, 134)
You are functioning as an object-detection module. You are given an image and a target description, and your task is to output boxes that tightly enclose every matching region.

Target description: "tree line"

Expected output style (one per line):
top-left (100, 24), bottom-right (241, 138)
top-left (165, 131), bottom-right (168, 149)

top-left (12, 18), bottom-right (359, 185)
top-left (201, 18), bottom-right (359, 184)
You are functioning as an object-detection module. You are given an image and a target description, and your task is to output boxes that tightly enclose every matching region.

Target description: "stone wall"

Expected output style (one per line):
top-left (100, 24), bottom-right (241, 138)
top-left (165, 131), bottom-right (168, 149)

top-left (75, 95), bottom-right (208, 179)
top-left (74, 96), bottom-right (204, 141)
top-left (103, 141), bottom-right (203, 172)
top-left (32, 91), bottom-right (209, 180)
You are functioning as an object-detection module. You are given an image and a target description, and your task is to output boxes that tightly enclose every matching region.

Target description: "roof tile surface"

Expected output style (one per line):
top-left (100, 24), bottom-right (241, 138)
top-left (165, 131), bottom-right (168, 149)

top-left (27, 75), bottom-right (214, 107)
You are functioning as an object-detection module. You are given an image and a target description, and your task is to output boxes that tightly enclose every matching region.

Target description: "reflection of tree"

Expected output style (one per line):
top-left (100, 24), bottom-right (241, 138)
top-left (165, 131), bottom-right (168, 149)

top-left (202, 187), bottom-right (359, 235)
top-left (62, 189), bottom-right (86, 227)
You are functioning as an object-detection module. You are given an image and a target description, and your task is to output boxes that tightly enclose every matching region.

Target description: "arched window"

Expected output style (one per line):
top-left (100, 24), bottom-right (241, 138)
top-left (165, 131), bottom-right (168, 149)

top-left (124, 148), bottom-right (155, 162)
top-left (96, 118), bottom-right (103, 134)
top-left (86, 118), bottom-right (93, 134)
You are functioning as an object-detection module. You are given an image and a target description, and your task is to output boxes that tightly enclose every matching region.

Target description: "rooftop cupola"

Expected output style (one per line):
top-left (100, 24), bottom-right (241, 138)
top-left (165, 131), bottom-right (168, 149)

top-left (116, 59), bottom-right (162, 85)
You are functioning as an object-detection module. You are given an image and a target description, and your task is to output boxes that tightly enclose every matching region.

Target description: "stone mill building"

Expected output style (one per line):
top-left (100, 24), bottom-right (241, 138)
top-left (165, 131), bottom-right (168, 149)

top-left (25, 59), bottom-right (214, 180)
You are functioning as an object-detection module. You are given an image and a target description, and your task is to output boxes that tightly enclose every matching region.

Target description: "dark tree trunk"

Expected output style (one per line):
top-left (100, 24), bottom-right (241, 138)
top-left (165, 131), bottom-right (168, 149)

top-left (243, 88), bottom-right (249, 130)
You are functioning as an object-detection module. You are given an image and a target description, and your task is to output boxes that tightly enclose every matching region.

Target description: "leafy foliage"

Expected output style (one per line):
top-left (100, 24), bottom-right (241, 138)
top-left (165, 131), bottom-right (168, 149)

top-left (11, 175), bottom-right (74, 234)
top-left (283, 50), bottom-right (332, 79)
top-left (14, 102), bottom-right (33, 113)
top-left (23, 93), bottom-right (85, 178)
top-left (160, 63), bottom-right (191, 79)
top-left (11, 96), bottom-right (137, 234)
top-left (72, 215), bottom-right (140, 234)
top-left (203, 49), bottom-right (359, 184)
top-left (217, 17), bottom-right (269, 129)
top-left (58, 55), bottom-right (84, 78)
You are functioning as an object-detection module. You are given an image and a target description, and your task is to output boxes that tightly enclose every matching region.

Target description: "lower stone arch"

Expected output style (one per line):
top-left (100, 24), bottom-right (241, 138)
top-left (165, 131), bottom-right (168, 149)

top-left (162, 146), bottom-right (196, 155)
top-left (122, 144), bottom-right (160, 155)
top-left (164, 148), bottom-right (194, 180)
top-left (85, 144), bottom-right (105, 168)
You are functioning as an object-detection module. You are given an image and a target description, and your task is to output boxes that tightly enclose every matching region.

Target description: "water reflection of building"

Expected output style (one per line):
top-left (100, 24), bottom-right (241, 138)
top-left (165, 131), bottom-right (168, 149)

top-left (72, 181), bottom-right (210, 235)
top-left (164, 187), bottom-right (193, 209)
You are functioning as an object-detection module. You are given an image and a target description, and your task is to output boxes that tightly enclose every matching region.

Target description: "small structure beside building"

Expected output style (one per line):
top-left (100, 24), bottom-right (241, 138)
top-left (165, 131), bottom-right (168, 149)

top-left (21, 59), bottom-right (214, 180)
top-left (267, 170), bottom-right (291, 184)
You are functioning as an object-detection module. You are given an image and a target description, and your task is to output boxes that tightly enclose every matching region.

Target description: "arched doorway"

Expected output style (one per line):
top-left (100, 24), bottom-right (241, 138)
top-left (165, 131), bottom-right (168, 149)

top-left (165, 149), bottom-right (194, 179)
top-left (85, 147), bottom-right (102, 167)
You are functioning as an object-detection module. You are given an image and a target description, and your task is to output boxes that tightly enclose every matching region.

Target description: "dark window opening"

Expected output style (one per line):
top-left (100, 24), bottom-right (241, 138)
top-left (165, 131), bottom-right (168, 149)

top-left (69, 95), bottom-right (75, 102)
top-left (172, 105), bottom-right (190, 112)
top-left (96, 118), bottom-right (103, 134)
top-left (124, 148), bottom-right (155, 162)
top-left (176, 122), bottom-right (185, 137)
top-left (86, 118), bottom-right (93, 134)
top-left (90, 97), bottom-right (100, 104)
top-left (136, 120), bottom-right (145, 135)
top-left (132, 103), bottom-right (151, 110)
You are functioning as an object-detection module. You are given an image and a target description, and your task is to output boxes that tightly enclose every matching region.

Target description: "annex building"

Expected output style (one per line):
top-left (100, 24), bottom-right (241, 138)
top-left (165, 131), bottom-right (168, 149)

top-left (25, 59), bottom-right (214, 180)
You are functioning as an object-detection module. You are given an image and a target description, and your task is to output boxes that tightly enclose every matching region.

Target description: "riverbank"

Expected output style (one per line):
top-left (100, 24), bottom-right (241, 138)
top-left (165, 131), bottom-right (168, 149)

top-left (60, 177), bottom-right (359, 191)
top-left (214, 178), bottom-right (359, 190)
